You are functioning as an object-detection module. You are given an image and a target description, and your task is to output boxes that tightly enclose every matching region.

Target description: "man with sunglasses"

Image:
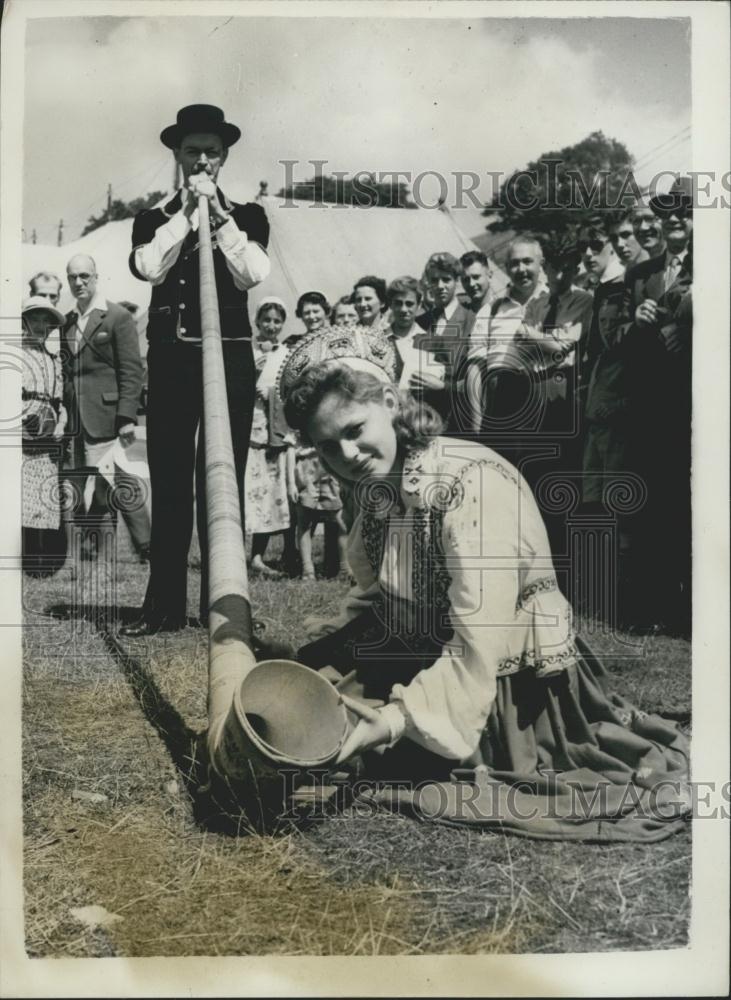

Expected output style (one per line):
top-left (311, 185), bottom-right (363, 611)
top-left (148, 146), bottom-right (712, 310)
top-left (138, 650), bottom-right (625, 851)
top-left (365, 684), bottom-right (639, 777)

top-left (120, 105), bottom-right (270, 638)
top-left (622, 176), bottom-right (693, 632)
top-left (576, 218), bottom-right (638, 618)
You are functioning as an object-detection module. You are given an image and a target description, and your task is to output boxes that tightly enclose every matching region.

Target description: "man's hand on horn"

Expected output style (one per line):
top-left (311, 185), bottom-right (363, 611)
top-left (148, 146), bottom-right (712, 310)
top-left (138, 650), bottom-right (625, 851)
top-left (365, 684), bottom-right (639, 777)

top-left (186, 171), bottom-right (231, 227)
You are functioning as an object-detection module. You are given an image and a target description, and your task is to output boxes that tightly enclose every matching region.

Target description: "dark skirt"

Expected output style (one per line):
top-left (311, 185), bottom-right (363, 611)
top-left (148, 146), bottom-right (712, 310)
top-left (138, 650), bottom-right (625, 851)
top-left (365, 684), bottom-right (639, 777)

top-left (298, 606), bottom-right (690, 842)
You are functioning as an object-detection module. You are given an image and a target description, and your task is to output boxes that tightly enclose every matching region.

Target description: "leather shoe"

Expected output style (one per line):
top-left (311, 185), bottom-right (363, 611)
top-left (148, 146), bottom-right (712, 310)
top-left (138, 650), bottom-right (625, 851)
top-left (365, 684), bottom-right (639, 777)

top-left (118, 618), bottom-right (185, 638)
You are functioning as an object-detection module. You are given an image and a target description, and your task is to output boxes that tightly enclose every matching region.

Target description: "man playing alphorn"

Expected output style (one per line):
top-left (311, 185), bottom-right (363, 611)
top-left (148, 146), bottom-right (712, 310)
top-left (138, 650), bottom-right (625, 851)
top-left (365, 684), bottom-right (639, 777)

top-left (121, 104), bottom-right (270, 637)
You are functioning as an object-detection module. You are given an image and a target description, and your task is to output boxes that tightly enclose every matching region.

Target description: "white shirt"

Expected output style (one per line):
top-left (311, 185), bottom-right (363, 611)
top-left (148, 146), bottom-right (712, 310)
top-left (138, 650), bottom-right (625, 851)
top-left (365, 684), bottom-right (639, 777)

top-left (133, 188), bottom-right (270, 292)
top-left (480, 281), bottom-right (549, 372)
top-left (305, 439), bottom-right (575, 760)
top-left (71, 293), bottom-right (109, 345)
top-left (389, 322), bottom-right (446, 390)
top-left (519, 285), bottom-right (595, 400)
top-left (465, 295), bottom-right (495, 362)
top-left (433, 296), bottom-right (459, 336)
top-left (599, 257), bottom-right (626, 285)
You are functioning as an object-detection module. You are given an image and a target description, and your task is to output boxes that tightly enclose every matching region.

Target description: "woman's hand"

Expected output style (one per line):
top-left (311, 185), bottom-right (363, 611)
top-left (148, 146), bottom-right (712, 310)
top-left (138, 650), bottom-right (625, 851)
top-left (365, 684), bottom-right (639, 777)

top-left (337, 694), bottom-right (392, 763)
top-left (409, 370), bottom-right (445, 393)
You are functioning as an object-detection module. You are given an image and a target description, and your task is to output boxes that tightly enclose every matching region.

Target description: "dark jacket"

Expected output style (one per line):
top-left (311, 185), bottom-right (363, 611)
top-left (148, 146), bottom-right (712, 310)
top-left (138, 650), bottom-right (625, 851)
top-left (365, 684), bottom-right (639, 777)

top-left (622, 249), bottom-right (692, 419)
top-left (584, 276), bottom-right (632, 424)
top-left (623, 249), bottom-right (693, 348)
top-left (415, 302), bottom-right (476, 430)
top-left (129, 189), bottom-right (269, 344)
top-left (62, 300), bottom-right (144, 440)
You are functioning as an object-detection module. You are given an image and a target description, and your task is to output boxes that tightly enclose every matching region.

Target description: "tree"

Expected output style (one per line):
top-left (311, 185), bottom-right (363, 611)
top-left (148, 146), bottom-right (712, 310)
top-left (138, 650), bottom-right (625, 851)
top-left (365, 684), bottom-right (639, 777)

top-left (277, 172), bottom-right (417, 208)
top-left (81, 190), bottom-right (168, 236)
top-left (485, 131), bottom-right (642, 237)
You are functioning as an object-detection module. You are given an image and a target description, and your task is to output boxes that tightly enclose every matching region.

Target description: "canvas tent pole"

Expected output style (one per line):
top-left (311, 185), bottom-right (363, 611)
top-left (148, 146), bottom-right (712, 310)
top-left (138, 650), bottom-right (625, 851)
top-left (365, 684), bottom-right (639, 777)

top-left (268, 224), bottom-right (300, 304)
top-left (438, 200), bottom-right (476, 252)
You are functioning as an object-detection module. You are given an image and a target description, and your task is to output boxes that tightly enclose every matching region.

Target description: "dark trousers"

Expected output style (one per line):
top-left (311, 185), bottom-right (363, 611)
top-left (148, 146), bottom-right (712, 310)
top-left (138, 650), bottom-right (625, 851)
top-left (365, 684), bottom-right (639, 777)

top-left (480, 369), bottom-right (583, 559)
top-left (142, 340), bottom-right (255, 625)
top-left (620, 346), bottom-right (691, 631)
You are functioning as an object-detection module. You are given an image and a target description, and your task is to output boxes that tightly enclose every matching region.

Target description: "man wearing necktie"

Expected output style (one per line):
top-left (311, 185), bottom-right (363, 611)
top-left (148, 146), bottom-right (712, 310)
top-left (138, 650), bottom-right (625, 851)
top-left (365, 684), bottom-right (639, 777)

top-left (622, 176), bottom-right (693, 632)
top-left (61, 254), bottom-right (144, 563)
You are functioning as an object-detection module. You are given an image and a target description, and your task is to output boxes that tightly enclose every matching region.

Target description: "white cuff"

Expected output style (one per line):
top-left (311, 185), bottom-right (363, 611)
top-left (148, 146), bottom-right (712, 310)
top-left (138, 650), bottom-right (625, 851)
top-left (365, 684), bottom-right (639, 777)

top-left (215, 216), bottom-right (244, 251)
top-left (381, 702), bottom-right (407, 746)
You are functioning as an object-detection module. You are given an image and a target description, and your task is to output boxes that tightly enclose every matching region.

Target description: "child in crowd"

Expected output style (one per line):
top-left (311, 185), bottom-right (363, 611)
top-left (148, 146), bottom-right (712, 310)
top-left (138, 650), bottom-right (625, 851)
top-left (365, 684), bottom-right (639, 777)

top-left (293, 446), bottom-right (348, 580)
top-left (246, 297), bottom-right (298, 577)
top-left (282, 290), bottom-right (347, 578)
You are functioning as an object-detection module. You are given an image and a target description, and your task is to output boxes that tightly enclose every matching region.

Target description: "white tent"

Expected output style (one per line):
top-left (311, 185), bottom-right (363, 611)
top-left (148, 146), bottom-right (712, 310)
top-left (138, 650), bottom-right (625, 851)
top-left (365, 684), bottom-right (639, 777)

top-left (23, 219), bottom-right (151, 358)
top-left (23, 196), bottom-right (505, 345)
top-left (248, 195), bottom-right (491, 319)
top-left (23, 219), bottom-right (152, 316)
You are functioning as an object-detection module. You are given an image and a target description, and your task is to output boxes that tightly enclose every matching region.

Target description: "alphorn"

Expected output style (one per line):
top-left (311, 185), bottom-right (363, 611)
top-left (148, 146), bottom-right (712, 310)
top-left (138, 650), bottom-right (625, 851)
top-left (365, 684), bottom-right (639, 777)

top-left (197, 188), bottom-right (349, 801)
top-left (196, 190), bottom-right (258, 764)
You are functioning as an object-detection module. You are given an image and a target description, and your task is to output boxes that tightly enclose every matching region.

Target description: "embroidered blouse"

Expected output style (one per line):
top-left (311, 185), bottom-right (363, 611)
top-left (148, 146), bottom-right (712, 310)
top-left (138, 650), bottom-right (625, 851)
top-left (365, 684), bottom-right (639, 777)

top-left (305, 438), bottom-right (578, 760)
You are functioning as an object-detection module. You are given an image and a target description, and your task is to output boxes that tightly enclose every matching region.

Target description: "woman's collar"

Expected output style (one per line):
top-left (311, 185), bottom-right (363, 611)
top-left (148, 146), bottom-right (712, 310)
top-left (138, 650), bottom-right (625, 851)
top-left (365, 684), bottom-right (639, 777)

top-left (400, 441), bottom-right (437, 510)
top-left (356, 443), bottom-right (435, 520)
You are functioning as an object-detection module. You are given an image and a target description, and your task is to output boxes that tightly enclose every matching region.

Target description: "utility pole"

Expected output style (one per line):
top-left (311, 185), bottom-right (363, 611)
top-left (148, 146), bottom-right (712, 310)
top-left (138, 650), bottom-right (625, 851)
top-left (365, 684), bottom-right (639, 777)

top-left (32, 229), bottom-right (37, 244)
top-left (57, 219), bottom-right (64, 246)
top-left (107, 183), bottom-right (113, 212)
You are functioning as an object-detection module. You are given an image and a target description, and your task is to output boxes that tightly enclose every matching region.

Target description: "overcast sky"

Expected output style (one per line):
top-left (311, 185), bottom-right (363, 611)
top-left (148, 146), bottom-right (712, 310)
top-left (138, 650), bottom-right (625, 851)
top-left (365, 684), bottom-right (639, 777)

top-left (23, 13), bottom-right (692, 244)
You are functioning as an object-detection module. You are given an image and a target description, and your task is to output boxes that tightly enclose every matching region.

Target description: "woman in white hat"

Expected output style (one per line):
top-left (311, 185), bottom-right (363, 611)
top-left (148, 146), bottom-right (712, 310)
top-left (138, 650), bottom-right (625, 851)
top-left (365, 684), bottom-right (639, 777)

top-left (245, 297), bottom-right (297, 577)
top-left (278, 328), bottom-right (690, 841)
top-left (20, 297), bottom-right (68, 575)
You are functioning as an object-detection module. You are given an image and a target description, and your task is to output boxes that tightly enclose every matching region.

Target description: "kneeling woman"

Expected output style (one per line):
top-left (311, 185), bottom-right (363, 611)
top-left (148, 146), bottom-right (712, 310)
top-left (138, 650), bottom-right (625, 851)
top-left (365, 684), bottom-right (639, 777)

top-left (282, 354), bottom-right (689, 841)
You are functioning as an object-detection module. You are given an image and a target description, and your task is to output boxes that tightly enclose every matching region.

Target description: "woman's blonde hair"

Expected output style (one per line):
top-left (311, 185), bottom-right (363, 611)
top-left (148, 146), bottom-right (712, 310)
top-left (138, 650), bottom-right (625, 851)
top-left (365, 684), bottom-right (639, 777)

top-left (283, 363), bottom-right (443, 452)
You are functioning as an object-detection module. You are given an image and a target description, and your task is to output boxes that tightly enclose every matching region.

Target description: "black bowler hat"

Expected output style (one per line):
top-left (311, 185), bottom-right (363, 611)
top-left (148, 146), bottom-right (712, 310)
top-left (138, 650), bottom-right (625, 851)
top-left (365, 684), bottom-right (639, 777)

top-left (160, 104), bottom-right (241, 150)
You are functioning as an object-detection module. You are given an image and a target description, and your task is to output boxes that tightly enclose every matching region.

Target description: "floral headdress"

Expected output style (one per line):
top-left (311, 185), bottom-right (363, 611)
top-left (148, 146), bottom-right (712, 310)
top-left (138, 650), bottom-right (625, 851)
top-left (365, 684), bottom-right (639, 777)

top-left (277, 326), bottom-right (399, 402)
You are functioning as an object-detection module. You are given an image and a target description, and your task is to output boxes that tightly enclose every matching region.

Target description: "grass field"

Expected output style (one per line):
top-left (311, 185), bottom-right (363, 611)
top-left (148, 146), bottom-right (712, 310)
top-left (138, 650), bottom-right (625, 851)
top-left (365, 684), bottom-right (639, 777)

top-left (22, 527), bottom-right (691, 958)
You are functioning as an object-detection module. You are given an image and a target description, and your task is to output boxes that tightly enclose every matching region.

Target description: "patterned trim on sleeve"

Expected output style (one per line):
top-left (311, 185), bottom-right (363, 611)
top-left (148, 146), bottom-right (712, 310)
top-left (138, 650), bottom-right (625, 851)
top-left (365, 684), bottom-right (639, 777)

top-left (497, 639), bottom-right (579, 677)
top-left (480, 458), bottom-right (520, 485)
top-left (516, 576), bottom-right (558, 612)
top-left (449, 455), bottom-right (520, 497)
